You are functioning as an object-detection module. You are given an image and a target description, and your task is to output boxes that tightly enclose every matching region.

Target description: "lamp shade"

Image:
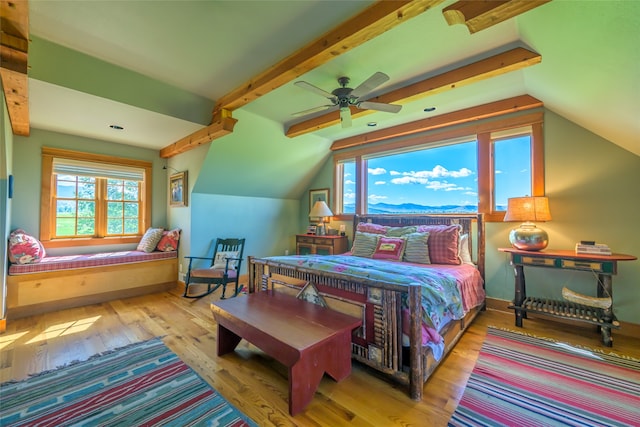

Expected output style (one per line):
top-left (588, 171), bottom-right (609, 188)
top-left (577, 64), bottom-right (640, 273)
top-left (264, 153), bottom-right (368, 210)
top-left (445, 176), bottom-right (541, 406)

top-left (309, 200), bottom-right (333, 218)
top-left (503, 196), bottom-right (551, 222)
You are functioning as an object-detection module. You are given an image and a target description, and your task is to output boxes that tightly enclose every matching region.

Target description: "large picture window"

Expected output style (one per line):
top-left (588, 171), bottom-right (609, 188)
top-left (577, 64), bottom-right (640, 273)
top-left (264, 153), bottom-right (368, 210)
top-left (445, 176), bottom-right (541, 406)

top-left (41, 147), bottom-right (152, 248)
top-left (334, 112), bottom-right (544, 222)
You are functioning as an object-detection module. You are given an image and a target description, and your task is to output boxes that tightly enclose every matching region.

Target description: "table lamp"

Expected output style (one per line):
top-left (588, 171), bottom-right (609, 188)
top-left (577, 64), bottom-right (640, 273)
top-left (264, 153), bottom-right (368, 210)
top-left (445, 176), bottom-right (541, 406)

top-left (503, 196), bottom-right (551, 251)
top-left (309, 200), bottom-right (333, 236)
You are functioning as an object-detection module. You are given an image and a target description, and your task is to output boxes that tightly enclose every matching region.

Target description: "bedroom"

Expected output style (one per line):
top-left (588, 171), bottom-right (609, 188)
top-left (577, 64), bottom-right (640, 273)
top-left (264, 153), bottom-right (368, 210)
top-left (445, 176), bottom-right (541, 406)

top-left (1, 1), bottom-right (639, 425)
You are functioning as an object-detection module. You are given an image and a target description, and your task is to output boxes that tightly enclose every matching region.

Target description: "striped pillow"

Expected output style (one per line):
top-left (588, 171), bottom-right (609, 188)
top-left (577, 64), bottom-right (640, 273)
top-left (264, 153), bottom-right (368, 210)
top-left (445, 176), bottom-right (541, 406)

top-left (403, 232), bottom-right (430, 264)
top-left (351, 232), bottom-right (381, 258)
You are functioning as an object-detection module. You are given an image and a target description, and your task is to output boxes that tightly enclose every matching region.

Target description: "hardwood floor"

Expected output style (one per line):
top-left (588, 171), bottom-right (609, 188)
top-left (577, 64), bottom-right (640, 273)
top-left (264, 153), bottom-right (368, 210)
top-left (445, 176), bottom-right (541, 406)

top-left (2, 285), bottom-right (639, 427)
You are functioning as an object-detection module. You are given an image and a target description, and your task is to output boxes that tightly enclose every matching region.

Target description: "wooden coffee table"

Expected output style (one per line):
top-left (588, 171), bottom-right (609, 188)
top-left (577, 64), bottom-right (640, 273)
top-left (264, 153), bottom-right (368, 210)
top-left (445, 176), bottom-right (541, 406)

top-left (211, 291), bottom-right (361, 415)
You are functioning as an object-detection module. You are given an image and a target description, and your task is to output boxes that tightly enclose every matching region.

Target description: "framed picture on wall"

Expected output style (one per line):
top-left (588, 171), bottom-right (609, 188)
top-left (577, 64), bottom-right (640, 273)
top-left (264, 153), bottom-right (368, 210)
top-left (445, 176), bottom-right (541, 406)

top-left (169, 171), bottom-right (188, 207)
top-left (309, 188), bottom-right (330, 214)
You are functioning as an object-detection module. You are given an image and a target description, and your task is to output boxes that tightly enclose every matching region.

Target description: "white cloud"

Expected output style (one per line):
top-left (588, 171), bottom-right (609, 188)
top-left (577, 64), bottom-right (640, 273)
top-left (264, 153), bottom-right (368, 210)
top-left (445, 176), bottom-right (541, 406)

top-left (374, 181), bottom-right (386, 185)
top-left (368, 167), bottom-right (386, 175)
top-left (344, 191), bottom-right (356, 200)
top-left (389, 165), bottom-right (474, 185)
top-left (368, 194), bottom-right (387, 201)
top-left (345, 179), bottom-right (355, 185)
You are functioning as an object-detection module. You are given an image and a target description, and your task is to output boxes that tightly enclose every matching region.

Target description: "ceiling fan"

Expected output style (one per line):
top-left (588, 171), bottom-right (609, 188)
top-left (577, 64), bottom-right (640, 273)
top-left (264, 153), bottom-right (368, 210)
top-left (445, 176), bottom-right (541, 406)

top-left (293, 72), bottom-right (402, 128)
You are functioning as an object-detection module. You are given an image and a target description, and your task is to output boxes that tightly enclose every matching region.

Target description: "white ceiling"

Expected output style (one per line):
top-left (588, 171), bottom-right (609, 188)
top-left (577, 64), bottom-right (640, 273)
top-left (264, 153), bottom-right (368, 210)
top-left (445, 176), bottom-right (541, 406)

top-left (25, 0), bottom-right (640, 156)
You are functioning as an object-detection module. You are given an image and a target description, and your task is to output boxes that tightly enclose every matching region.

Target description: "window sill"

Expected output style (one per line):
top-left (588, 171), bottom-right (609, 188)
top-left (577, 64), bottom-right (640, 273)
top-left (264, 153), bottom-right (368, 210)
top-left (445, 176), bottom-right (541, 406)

top-left (42, 236), bottom-right (141, 249)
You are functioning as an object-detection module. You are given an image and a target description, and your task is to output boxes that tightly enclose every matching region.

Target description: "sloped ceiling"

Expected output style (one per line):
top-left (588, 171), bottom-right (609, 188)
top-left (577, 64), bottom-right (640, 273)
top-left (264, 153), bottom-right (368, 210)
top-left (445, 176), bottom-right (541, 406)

top-left (13, 0), bottom-right (640, 158)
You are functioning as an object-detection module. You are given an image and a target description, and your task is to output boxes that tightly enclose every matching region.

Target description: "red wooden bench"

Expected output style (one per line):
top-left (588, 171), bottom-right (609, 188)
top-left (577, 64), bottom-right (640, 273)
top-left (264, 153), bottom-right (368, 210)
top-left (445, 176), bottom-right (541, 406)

top-left (210, 291), bottom-right (361, 415)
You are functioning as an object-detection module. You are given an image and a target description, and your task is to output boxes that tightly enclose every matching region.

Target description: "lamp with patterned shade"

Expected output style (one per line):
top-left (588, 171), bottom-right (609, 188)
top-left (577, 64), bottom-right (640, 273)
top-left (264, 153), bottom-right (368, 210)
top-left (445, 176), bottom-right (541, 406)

top-left (309, 200), bottom-right (334, 236)
top-left (504, 196), bottom-right (552, 251)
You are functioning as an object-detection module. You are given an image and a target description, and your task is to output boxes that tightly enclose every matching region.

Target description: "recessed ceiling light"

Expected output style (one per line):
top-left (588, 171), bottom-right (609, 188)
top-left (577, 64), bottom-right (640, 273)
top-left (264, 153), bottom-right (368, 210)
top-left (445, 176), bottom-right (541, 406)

top-left (367, 122), bottom-right (377, 127)
top-left (109, 124), bottom-right (124, 130)
top-left (423, 107), bottom-right (436, 112)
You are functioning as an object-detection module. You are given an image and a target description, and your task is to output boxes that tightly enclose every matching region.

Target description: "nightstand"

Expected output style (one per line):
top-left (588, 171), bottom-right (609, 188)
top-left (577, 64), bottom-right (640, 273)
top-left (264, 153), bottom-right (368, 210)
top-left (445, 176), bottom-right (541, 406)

top-left (499, 247), bottom-right (637, 346)
top-left (296, 234), bottom-right (349, 255)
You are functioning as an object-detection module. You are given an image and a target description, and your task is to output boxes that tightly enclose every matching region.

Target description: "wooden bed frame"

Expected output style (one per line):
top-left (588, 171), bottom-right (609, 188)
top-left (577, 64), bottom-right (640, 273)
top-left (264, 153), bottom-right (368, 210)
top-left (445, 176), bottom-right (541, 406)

top-left (248, 214), bottom-right (485, 400)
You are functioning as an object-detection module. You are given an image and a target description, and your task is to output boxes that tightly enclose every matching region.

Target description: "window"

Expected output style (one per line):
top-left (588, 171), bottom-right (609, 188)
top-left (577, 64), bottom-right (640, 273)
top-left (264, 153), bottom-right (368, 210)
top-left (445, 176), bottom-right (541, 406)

top-left (41, 147), bottom-right (152, 248)
top-left (334, 112), bottom-right (544, 222)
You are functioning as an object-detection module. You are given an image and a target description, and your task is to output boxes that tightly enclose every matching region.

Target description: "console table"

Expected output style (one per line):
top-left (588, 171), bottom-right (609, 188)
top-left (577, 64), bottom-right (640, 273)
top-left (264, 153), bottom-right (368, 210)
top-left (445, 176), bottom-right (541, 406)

top-left (499, 248), bottom-right (636, 346)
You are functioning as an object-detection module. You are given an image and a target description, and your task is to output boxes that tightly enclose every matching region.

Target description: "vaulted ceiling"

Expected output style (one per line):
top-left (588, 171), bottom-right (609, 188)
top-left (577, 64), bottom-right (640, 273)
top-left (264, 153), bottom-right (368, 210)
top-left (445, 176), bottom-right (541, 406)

top-left (2, 0), bottom-right (639, 157)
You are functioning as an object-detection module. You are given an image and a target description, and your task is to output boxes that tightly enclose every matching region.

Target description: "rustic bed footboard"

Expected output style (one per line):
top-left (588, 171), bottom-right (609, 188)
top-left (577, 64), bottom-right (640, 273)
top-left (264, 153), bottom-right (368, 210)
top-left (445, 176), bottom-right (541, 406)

top-left (248, 256), bottom-right (484, 400)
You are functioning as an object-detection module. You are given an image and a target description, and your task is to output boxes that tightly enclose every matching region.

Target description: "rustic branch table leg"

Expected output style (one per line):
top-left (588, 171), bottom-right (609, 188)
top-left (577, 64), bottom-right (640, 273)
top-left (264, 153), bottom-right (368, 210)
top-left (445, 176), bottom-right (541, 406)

top-left (513, 264), bottom-right (527, 327)
top-left (597, 274), bottom-right (614, 347)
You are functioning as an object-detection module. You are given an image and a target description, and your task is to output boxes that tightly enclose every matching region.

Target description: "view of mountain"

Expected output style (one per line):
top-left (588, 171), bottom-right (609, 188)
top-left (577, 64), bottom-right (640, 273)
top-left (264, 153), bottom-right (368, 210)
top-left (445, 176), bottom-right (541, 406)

top-left (343, 202), bottom-right (481, 214)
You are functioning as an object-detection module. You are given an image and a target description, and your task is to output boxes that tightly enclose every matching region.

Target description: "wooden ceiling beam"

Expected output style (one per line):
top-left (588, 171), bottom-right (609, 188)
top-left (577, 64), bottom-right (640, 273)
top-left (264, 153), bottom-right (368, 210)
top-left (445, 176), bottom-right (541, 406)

top-left (161, 0), bottom-right (444, 158)
top-left (330, 94), bottom-right (543, 151)
top-left (286, 47), bottom-right (541, 138)
top-left (160, 109), bottom-right (237, 158)
top-left (442, 0), bottom-right (551, 34)
top-left (1, 0), bottom-right (30, 136)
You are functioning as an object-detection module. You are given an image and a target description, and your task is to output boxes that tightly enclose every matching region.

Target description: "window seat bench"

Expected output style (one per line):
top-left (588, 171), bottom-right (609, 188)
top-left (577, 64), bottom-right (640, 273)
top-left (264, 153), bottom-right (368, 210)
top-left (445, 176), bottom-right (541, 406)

top-left (7, 250), bottom-right (178, 319)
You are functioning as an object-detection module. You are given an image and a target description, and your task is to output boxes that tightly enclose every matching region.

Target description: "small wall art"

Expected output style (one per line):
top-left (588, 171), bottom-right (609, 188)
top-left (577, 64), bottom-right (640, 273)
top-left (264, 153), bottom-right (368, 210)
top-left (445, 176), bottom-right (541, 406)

top-left (169, 171), bottom-right (188, 207)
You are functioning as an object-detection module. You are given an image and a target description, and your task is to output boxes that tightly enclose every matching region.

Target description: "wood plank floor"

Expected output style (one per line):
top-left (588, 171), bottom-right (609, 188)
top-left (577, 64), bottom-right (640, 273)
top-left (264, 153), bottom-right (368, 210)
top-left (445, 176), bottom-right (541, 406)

top-left (2, 285), bottom-right (639, 426)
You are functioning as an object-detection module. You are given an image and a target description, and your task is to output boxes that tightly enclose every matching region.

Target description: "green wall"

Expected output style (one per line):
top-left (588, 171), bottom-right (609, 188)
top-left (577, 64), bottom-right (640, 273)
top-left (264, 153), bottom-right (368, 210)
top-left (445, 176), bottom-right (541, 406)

top-left (11, 129), bottom-right (169, 255)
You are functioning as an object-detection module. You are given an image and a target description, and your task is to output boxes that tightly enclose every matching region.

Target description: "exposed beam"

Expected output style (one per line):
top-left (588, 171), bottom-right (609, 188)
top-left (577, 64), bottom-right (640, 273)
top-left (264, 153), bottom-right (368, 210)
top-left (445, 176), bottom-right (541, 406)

top-left (287, 47), bottom-right (542, 138)
top-left (160, 110), bottom-right (237, 158)
top-left (0, 0), bottom-right (30, 136)
top-left (161, 0), bottom-right (444, 158)
top-left (330, 95), bottom-right (543, 151)
top-left (442, 0), bottom-right (551, 34)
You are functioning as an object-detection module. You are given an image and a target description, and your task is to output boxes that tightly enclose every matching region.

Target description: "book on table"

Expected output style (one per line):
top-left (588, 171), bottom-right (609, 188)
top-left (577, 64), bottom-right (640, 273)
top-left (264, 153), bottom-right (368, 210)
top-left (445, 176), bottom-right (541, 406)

top-left (575, 243), bottom-right (611, 255)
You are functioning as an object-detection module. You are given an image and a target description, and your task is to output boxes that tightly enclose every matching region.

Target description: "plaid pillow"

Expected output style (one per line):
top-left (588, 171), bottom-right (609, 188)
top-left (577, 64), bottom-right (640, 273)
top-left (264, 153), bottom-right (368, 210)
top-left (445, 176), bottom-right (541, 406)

top-left (385, 226), bottom-right (417, 237)
top-left (356, 222), bottom-right (388, 235)
top-left (416, 224), bottom-right (462, 265)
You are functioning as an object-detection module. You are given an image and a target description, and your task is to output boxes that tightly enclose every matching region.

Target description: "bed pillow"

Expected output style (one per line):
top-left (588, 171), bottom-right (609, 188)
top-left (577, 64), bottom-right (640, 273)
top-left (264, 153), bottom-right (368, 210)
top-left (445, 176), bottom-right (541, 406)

top-left (8, 229), bottom-right (46, 264)
top-left (403, 232), bottom-right (430, 264)
top-left (385, 226), bottom-right (417, 237)
top-left (136, 227), bottom-right (164, 253)
top-left (212, 251), bottom-right (240, 270)
top-left (156, 228), bottom-right (181, 252)
top-left (356, 222), bottom-right (388, 235)
top-left (459, 233), bottom-right (473, 265)
top-left (416, 224), bottom-right (462, 265)
top-left (372, 236), bottom-right (407, 261)
top-left (351, 232), bottom-right (381, 258)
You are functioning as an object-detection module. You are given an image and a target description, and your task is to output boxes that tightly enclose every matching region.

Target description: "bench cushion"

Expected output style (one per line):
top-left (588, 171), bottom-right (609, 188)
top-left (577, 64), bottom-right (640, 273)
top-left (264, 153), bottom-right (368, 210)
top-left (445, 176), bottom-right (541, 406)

top-left (8, 250), bottom-right (177, 275)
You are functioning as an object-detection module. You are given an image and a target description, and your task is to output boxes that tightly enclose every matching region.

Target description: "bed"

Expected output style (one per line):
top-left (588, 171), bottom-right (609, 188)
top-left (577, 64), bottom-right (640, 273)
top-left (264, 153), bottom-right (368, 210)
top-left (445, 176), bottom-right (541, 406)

top-left (248, 214), bottom-right (485, 400)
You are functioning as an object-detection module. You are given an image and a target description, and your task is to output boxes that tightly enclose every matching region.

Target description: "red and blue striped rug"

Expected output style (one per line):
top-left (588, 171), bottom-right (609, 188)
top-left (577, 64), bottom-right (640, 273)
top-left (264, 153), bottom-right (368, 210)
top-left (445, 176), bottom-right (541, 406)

top-left (0, 338), bottom-right (257, 426)
top-left (449, 327), bottom-right (640, 427)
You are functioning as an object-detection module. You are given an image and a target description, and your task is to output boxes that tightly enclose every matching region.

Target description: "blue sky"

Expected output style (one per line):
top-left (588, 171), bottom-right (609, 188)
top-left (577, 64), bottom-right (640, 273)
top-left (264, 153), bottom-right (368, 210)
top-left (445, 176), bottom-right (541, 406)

top-left (344, 136), bottom-right (531, 208)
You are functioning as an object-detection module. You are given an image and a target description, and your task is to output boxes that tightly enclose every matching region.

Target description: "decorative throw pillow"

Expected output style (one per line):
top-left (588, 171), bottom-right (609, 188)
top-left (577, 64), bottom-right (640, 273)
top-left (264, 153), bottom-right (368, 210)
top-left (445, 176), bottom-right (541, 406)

top-left (351, 232), bottom-right (381, 258)
top-left (136, 227), bottom-right (164, 253)
top-left (356, 222), bottom-right (388, 235)
top-left (156, 228), bottom-right (181, 252)
top-left (212, 251), bottom-right (240, 270)
top-left (8, 229), bottom-right (46, 264)
top-left (372, 236), bottom-right (407, 261)
top-left (385, 226), bottom-right (417, 237)
top-left (458, 233), bottom-right (473, 265)
top-left (403, 232), bottom-right (431, 264)
top-left (416, 224), bottom-right (462, 265)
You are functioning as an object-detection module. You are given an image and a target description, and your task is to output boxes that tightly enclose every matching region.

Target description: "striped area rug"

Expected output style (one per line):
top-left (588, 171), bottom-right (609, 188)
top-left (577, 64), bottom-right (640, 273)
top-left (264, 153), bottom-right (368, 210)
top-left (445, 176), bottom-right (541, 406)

top-left (0, 338), bottom-right (257, 426)
top-left (449, 327), bottom-right (640, 427)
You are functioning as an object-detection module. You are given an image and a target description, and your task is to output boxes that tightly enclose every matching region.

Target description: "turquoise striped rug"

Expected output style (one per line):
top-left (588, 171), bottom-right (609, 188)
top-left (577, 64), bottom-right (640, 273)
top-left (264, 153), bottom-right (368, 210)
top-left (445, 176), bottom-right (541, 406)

top-left (449, 327), bottom-right (640, 427)
top-left (0, 338), bottom-right (257, 426)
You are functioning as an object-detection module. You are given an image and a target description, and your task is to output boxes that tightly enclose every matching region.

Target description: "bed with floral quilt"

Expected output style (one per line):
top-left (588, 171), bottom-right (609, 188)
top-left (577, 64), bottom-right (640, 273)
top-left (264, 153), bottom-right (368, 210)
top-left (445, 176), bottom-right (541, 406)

top-left (248, 214), bottom-right (485, 400)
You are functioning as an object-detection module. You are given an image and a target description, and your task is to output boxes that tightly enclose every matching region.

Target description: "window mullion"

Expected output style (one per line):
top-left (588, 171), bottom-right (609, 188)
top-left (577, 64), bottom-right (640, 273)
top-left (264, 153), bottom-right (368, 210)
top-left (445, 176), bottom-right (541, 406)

top-left (96, 179), bottom-right (107, 237)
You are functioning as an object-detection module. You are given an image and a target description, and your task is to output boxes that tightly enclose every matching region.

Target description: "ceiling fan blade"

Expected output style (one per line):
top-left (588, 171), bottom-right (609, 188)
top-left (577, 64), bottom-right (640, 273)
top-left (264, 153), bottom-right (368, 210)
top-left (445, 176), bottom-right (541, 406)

top-left (294, 81), bottom-right (337, 101)
top-left (358, 101), bottom-right (402, 113)
top-left (339, 107), bottom-right (352, 128)
top-left (291, 105), bottom-right (335, 117)
top-left (350, 72), bottom-right (390, 98)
